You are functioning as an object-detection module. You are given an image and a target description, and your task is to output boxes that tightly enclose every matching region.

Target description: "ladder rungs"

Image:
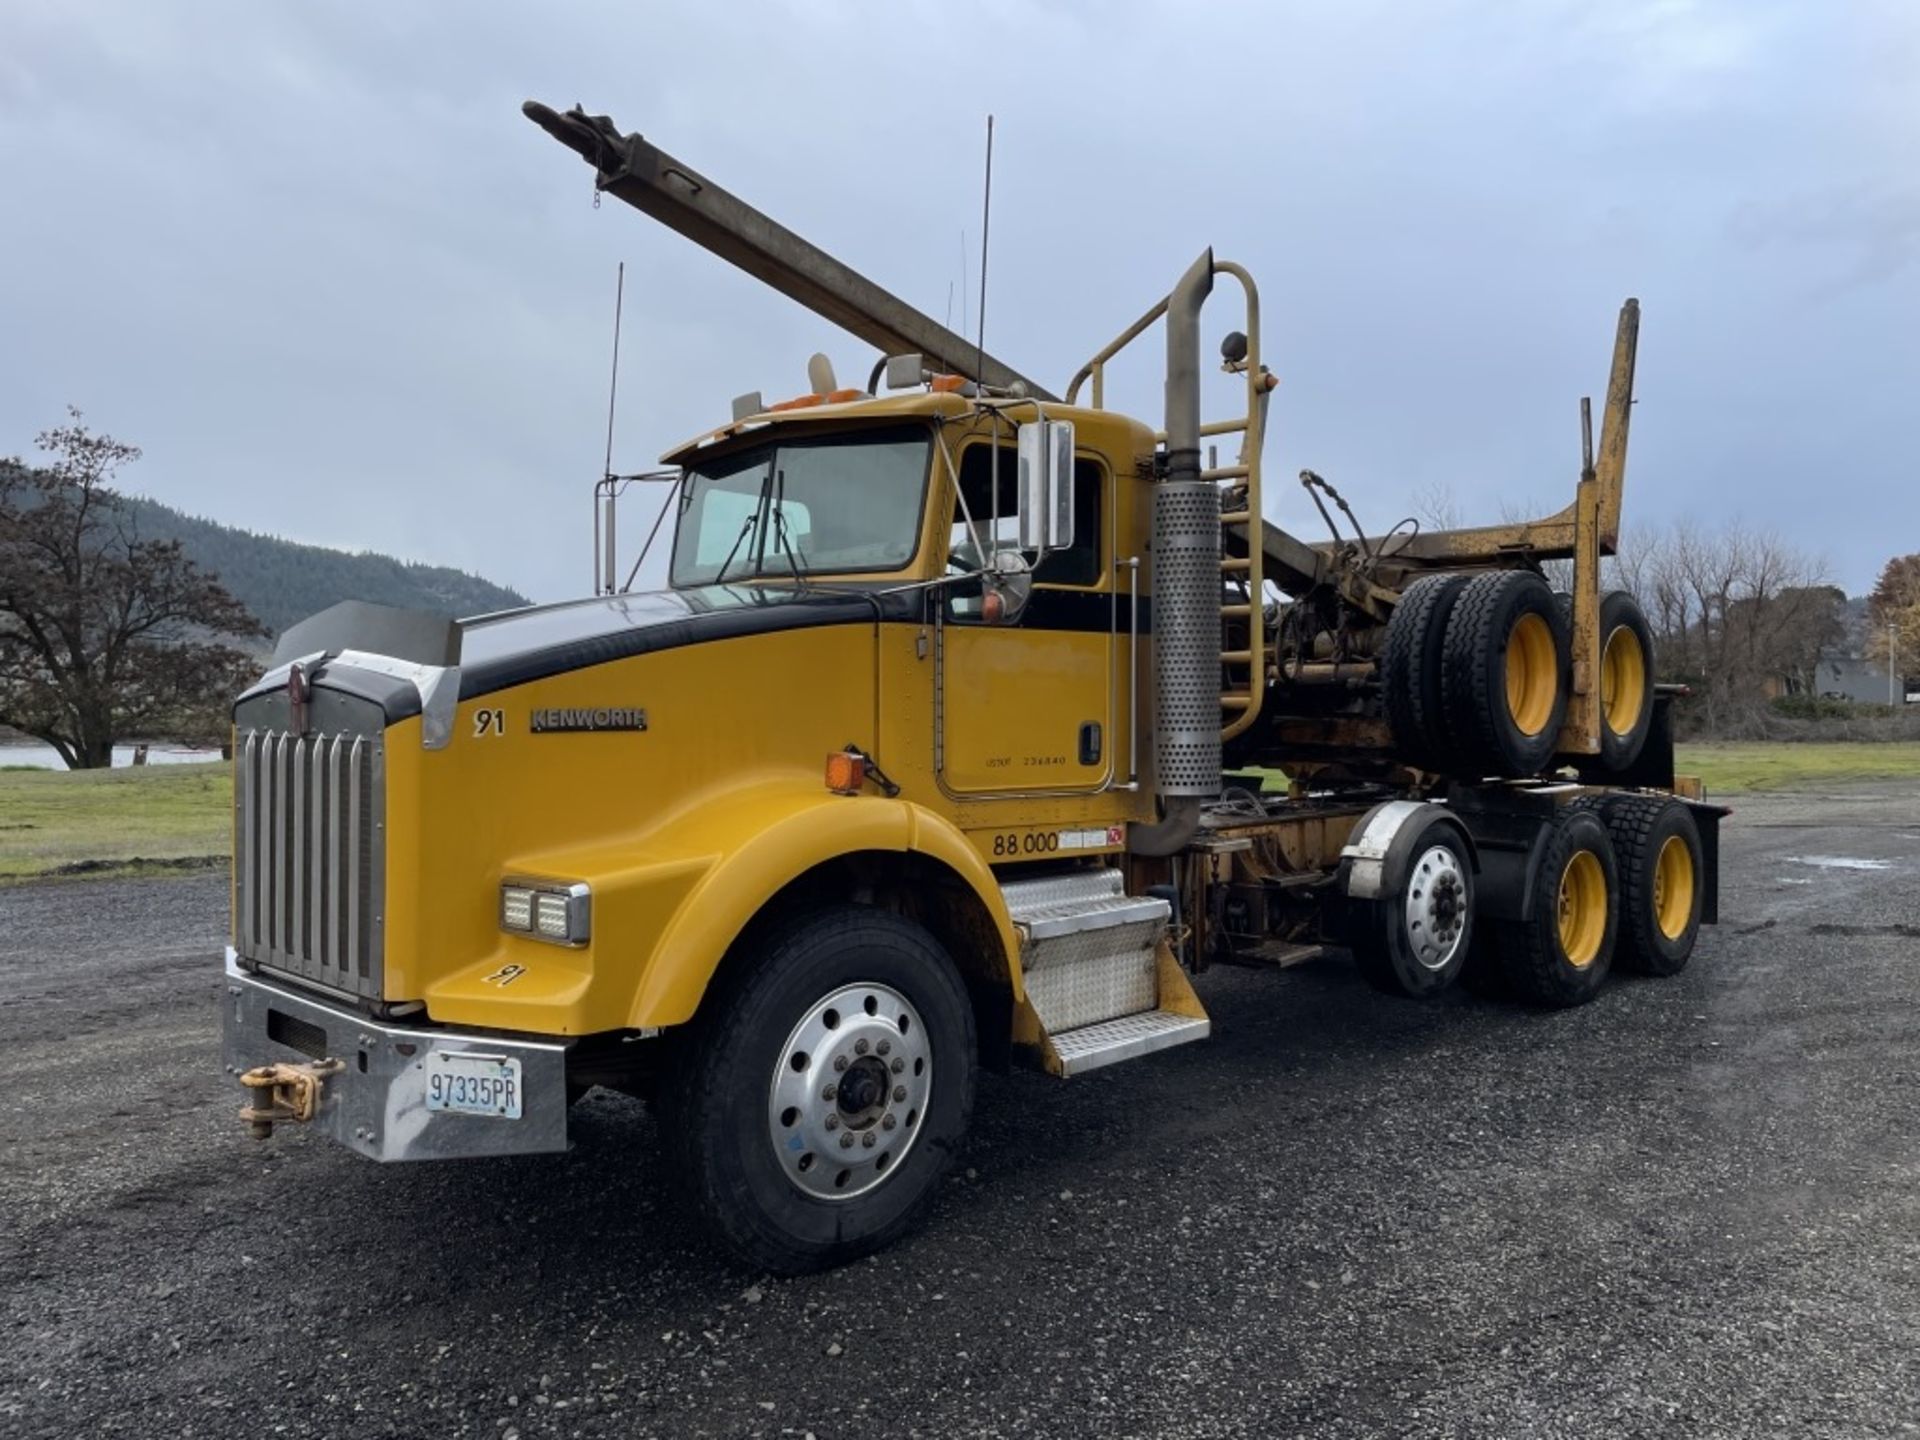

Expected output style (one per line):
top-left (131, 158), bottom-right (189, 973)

top-left (1220, 557), bottom-right (1252, 573)
top-left (1221, 649), bottom-right (1254, 664)
top-left (1152, 418), bottom-right (1251, 444)
top-left (1219, 510), bottom-right (1251, 524)
top-left (1203, 465), bottom-right (1250, 482)
top-left (1220, 693), bottom-right (1255, 710)
top-left (1221, 604), bottom-right (1253, 618)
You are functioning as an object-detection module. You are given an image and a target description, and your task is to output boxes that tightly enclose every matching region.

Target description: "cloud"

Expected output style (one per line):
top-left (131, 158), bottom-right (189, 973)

top-left (1, 0), bottom-right (1914, 601)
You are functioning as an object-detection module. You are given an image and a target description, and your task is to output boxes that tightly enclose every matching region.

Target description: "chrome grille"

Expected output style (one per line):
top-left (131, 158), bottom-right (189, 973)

top-left (234, 727), bottom-right (385, 999)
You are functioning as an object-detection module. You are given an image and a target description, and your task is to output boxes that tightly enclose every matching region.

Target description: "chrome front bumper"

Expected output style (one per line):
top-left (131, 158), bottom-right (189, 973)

top-left (221, 949), bottom-right (569, 1162)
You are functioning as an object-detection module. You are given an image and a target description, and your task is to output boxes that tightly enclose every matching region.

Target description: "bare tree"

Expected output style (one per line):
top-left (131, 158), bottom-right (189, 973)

top-left (1410, 480), bottom-right (1462, 533)
top-left (0, 410), bottom-right (265, 768)
top-left (1612, 517), bottom-right (1834, 731)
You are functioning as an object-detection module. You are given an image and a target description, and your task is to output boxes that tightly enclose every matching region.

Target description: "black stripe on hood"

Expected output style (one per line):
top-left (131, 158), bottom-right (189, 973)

top-left (457, 583), bottom-right (919, 700)
top-left (255, 582), bottom-right (1153, 725)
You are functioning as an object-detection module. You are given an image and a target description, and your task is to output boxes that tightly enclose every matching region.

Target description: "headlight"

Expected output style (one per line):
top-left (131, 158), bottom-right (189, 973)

top-left (500, 879), bottom-right (590, 947)
top-left (501, 886), bottom-right (534, 931)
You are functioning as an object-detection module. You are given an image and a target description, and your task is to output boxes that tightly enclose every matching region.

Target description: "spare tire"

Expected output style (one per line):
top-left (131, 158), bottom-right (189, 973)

top-left (1381, 573), bottom-right (1470, 772)
top-left (1441, 570), bottom-right (1570, 777)
top-left (1595, 590), bottom-right (1657, 772)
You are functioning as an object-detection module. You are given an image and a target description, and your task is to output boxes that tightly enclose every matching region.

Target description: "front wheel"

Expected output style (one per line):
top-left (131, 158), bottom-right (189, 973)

top-left (661, 905), bottom-right (976, 1274)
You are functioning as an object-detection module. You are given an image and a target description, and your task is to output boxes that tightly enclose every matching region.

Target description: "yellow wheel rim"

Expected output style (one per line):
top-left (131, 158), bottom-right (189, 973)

top-left (1556, 849), bottom-right (1607, 968)
top-left (1601, 625), bottom-right (1648, 739)
top-left (1505, 612), bottom-right (1558, 737)
top-left (1652, 834), bottom-right (1695, 941)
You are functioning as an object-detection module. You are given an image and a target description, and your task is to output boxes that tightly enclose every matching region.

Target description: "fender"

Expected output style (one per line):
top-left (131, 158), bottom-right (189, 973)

top-left (1333, 799), bottom-right (1479, 943)
top-left (1339, 800), bottom-right (1480, 904)
top-left (628, 783), bottom-right (1022, 1029)
top-left (419, 776), bottom-right (1022, 1035)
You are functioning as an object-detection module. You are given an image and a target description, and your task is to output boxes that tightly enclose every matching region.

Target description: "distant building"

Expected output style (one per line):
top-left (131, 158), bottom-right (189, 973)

top-left (1814, 656), bottom-right (1916, 705)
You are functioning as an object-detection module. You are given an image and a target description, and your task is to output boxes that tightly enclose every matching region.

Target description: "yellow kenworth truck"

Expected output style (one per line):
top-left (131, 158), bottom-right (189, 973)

top-left (224, 101), bottom-right (1723, 1273)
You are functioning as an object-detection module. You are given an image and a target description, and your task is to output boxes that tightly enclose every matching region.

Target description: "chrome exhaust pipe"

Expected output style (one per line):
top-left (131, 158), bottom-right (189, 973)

top-left (1131, 249), bottom-right (1218, 858)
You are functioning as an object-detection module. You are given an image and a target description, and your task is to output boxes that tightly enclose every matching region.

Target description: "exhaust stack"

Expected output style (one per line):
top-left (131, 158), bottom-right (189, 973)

top-left (1131, 250), bottom-right (1220, 855)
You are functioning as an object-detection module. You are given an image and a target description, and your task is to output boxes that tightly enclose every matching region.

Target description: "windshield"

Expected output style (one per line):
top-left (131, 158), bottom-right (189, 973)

top-left (669, 426), bottom-right (931, 587)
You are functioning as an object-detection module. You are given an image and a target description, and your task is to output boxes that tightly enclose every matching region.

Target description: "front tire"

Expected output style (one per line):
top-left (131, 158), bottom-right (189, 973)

top-left (662, 905), bottom-right (976, 1274)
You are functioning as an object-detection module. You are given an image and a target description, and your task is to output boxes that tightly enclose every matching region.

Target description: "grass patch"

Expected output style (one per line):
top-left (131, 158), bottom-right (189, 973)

top-left (1, 744), bottom-right (1906, 884)
top-left (1237, 745), bottom-right (1920, 800)
top-left (0, 761), bottom-right (230, 883)
top-left (1676, 742), bottom-right (1920, 795)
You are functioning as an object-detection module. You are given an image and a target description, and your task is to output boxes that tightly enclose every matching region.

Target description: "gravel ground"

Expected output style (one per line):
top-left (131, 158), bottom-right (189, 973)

top-left (3, 784), bottom-right (1919, 1439)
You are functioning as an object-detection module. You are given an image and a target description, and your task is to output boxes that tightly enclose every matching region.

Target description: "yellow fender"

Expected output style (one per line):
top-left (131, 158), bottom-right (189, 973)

top-left (625, 780), bottom-right (1023, 1029)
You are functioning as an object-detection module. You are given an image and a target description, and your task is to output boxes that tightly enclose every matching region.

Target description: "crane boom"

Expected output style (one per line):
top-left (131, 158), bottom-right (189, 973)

top-left (522, 100), bottom-right (1056, 400)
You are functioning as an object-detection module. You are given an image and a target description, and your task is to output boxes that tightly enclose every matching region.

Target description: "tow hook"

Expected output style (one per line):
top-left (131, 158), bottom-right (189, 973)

top-left (238, 1058), bottom-right (345, 1139)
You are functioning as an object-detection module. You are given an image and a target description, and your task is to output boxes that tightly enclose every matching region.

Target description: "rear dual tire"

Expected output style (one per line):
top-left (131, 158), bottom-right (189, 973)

top-left (1579, 794), bottom-right (1703, 976)
top-left (1483, 806), bottom-right (1619, 1007)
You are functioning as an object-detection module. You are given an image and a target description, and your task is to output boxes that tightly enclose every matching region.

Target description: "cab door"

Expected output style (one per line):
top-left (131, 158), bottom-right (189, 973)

top-left (936, 439), bottom-right (1118, 796)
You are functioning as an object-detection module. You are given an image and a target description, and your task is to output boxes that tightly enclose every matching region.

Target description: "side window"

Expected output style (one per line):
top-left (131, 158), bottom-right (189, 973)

top-left (949, 444), bottom-right (1103, 587)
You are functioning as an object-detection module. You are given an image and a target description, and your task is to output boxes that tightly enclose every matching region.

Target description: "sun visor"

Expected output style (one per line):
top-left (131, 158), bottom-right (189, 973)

top-left (271, 601), bottom-right (461, 668)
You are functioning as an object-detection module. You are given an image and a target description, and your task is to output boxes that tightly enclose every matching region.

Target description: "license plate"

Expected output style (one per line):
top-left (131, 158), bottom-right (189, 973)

top-left (424, 1052), bottom-right (523, 1119)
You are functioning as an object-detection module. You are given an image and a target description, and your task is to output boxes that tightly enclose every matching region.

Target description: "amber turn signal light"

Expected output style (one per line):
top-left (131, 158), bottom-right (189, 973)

top-left (825, 751), bottom-right (867, 794)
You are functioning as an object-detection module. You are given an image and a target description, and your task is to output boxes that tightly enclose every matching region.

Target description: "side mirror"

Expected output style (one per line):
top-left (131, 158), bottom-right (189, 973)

top-left (884, 353), bottom-right (925, 390)
top-left (1017, 419), bottom-right (1075, 554)
top-left (946, 549), bottom-right (1033, 625)
top-left (984, 548), bottom-right (1033, 624)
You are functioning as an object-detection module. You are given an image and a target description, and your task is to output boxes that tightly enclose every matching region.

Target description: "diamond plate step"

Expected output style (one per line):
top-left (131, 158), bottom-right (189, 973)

top-left (1001, 867), bottom-right (1126, 920)
top-left (1018, 893), bottom-right (1168, 941)
top-left (1049, 1010), bottom-right (1211, 1076)
top-left (1003, 870), bottom-right (1169, 1034)
top-left (999, 868), bottom-right (1199, 1054)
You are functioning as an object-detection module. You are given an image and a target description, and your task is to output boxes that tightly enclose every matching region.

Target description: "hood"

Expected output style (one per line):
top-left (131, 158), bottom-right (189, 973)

top-left (238, 584), bottom-right (919, 731)
top-left (456, 583), bottom-right (916, 701)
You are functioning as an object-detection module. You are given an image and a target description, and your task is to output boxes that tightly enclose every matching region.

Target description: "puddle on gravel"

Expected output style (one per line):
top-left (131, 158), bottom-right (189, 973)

top-left (1785, 855), bottom-right (1894, 871)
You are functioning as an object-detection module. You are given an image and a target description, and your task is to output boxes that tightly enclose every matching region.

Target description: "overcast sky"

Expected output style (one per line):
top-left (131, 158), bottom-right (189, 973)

top-left (3, 1), bottom-right (1914, 603)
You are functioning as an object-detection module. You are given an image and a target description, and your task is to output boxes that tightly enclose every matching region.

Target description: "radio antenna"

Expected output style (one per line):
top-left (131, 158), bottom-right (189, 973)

top-left (975, 115), bottom-right (994, 389)
top-left (603, 260), bottom-right (625, 482)
top-left (593, 261), bottom-right (627, 594)
top-left (959, 229), bottom-right (969, 342)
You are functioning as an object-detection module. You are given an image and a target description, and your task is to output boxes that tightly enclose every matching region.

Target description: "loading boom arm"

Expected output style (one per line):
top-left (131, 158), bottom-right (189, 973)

top-left (522, 100), bottom-right (1055, 400)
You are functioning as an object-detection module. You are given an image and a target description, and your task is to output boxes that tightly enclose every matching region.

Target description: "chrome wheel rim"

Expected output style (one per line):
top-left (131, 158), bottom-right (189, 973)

top-left (766, 981), bottom-right (932, 1201)
top-left (1403, 844), bottom-right (1469, 971)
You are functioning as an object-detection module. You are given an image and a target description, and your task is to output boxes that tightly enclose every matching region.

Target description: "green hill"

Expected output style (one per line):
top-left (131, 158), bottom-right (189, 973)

top-left (121, 494), bottom-right (530, 638)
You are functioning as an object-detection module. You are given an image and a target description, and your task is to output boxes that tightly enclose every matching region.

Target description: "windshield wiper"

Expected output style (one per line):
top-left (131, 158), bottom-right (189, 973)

top-left (768, 466), bottom-right (809, 588)
top-left (711, 508), bottom-right (761, 586)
